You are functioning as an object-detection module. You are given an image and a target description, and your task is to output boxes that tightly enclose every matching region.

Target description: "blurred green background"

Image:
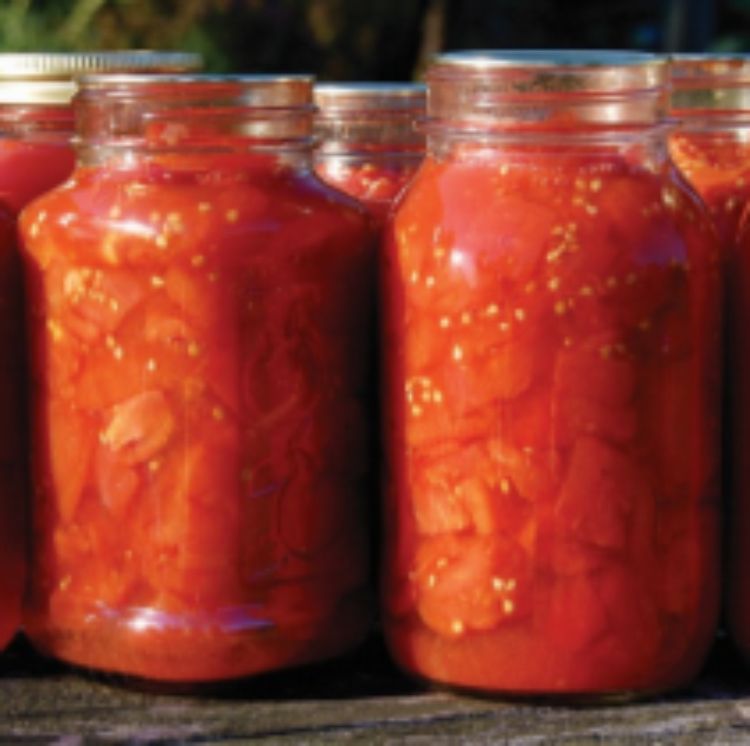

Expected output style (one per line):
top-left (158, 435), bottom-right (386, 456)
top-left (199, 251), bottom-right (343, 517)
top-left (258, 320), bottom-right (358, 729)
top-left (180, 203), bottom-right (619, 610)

top-left (0, 0), bottom-right (745, 78)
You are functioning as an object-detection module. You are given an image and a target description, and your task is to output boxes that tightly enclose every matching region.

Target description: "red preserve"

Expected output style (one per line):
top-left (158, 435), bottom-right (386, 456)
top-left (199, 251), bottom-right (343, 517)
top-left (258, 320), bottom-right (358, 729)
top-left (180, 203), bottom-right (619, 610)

top-left (668, 55), bottom-right (750, 246)
top-left (314, 83), bottom-right (425, 224)
top-left (667, 55), bottom-right (750, 662)
top-left (381, 51), bottom-right (722, 697)
top-left (20, 74), bottom-right (374, 682)
top-left (0, 51), bottom-right (201, 652)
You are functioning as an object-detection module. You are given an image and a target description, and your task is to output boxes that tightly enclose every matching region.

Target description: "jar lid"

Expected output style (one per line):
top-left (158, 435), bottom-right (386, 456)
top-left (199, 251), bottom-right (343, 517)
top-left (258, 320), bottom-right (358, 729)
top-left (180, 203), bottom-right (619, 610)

top-left (669, 54), bottom-right (750, 112)
top-left (0, 51), bottom-right (203, 105)
top-left (314, 83), bottom-right (426, 113)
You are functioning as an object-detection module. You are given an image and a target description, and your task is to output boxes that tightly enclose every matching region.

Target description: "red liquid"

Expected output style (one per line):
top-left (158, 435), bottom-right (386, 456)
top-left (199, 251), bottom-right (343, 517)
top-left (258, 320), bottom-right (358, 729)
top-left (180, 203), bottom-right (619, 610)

top-left (315, 156), bottom-right (421, 225)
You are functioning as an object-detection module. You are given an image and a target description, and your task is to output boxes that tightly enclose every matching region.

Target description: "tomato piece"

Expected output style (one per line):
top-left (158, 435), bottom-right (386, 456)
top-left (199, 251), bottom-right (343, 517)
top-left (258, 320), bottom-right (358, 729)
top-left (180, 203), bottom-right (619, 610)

top-left (544, 574), bottom-right (608, 653)
top-left (100, 390), bottom-right (175, 465)
top-left (644, 360), bottom-right (693, 502)
top-left (552, 338), bottom-right (637, 446)
top-left (594, 562), bottom-right (662, 667)
top-left (412, 534), bottom-right (531, 637)
top-left (95, 442), bottom-right (140, 517)
top-left (556, 436), bottom-right (645, 551)
top-left (44, 402), bottom-right (97, 523)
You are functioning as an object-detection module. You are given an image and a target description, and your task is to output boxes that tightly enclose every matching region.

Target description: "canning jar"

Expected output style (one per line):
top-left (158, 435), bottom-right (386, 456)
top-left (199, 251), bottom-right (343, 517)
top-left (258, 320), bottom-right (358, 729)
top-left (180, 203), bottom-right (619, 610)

top-left (667, 55), bottom-right (750, 660)
top-left (313, 83), bottom-right (425, 224)
top-left (20, 74), bottom-right (374, 683)
top-left (381, 51), bottom-right (722, 697)
top-left (0, 52), bottom-right (202, 214)
top-left (0, 51), bottom-right (201, 653)
top-left (668, 55), bottom-right (750, 246)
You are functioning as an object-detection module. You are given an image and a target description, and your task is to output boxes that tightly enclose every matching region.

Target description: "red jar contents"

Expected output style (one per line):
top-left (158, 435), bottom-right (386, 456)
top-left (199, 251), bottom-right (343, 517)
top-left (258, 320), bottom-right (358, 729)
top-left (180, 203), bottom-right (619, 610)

top-left (668, 56), bottom-right (750, 245)
top-left (667, 55), bottom-right (750, 660)
top-left (21, 75), bottom-right (373, 682)
top-left (0, 52), bottom-right (202, 653)
top-left (314, 83), bottom-right (425, 224)
top-left (0, 201), bottom-right (25, 648)
top-left (382, 52), bottom-right (722, 697)
top-left (0, 108), bottom-right (74, 215)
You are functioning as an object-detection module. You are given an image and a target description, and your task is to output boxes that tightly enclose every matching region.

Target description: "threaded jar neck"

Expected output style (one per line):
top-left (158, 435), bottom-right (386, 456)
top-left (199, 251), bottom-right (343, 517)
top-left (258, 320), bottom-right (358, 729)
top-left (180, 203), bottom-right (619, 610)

top-left (670, 54), bottom-right (750, 122)
top-left (314, 82), bottom-right (425, 155)
top-left (74, 74), bottom-right (317, 165)
top-left (426, 50), bottom-right (667, 135)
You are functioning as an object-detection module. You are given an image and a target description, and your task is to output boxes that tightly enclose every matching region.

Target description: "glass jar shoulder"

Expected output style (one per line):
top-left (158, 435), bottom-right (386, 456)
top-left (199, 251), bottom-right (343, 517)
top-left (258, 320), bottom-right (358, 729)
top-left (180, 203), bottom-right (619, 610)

top-left (390, 149), bottom-right (714, 296)
top-left (21, 160), bottom-right (372, 268)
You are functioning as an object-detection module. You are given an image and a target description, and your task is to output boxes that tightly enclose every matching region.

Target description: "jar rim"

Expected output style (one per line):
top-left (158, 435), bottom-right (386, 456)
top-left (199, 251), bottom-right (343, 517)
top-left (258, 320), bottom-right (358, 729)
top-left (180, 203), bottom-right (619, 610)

top-left (425, 49), bottom-right (666, 131)
top-left (432, 49), bottom-right (664, 72)
top-left (77, 72), bottom-right (314, 87)
top-left (76, 74), bottom-right (316, 110)
top-left (314, 82), bottom-right (426, 111)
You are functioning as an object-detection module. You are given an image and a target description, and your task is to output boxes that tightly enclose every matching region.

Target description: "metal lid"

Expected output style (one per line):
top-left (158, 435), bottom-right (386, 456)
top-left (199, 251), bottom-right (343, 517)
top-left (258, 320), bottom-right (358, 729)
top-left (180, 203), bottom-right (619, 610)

top-left (0, 51), bottom-right (203, 105)
top-left (669, 54), bottom-right (750, 112)
top-left (314, 83), bottom-right (426, 112)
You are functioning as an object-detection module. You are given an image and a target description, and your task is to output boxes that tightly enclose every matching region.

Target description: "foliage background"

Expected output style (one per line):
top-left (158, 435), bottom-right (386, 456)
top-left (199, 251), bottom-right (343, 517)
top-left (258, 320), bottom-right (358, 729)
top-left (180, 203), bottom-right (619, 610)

top-left (0, 0), bottom-right (744, 79)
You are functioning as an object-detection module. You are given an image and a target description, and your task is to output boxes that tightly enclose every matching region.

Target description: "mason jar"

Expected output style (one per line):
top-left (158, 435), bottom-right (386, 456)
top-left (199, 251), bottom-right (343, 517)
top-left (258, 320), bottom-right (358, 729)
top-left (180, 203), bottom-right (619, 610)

top-left (0, 50), bottom-right (201, 654)
top-left (381, 50), bottom-right (722, 697)
top-left (668, 54), bottom-right (750, 246)
top-left (20, 74), bottom-right (374, 683)
top-left (314, 82), bottom-right (425, 224)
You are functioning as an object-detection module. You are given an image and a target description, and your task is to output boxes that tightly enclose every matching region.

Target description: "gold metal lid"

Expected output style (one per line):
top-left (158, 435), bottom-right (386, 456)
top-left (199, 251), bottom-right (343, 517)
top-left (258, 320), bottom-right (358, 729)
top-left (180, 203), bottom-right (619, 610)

top-left (0, 51), bottom-right (203, 105)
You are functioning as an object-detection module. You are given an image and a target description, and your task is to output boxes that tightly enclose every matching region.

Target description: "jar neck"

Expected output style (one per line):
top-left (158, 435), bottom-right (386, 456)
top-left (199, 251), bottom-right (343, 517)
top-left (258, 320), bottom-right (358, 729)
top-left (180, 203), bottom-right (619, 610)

top-left (314, 109), bottom-right (424, 157)
top-left (0, 102), bottom-right (73, 142)
top-left (426, 51), bottom-right (667, 136)
top-left (74, 75), bottom-right (315, 171)
top-left (426, 126), bottom-right (671, 172)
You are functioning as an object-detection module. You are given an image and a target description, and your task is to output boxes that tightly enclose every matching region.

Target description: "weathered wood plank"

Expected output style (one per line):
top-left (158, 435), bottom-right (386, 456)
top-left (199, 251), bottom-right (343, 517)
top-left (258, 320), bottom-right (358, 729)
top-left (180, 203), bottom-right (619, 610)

top-left (0, 637), bottom-right (748, 744)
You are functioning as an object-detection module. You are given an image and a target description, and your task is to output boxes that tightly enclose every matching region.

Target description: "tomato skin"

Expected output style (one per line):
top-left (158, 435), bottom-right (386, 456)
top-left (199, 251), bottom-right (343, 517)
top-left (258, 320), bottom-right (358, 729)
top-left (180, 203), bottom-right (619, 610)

top-left (315, 156), bottom-right (422, 226)
top-left (669, 131), bottom-right (750, 247)
top-left (382, 146), bottom-right (721, 696)
top-left (21, 153), bottom-right (374, 682)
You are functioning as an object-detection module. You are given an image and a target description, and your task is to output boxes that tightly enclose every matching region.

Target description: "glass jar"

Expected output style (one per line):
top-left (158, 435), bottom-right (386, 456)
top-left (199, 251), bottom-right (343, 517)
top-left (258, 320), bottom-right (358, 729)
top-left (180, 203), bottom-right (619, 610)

top-left (0, 52), bottom-right (202, 214)
top-left (668, 55), bottom-right (750, 246)
top-left (381, 51), bottom-right (722, 697)
top-left (0, 51), bottom-right (201, 654)
top-left (20, 74), bottom-right (374, 683)
top-left (667, 55), bottom-right (750, 661)
top-left (313, 83), bottom-right (425, 224)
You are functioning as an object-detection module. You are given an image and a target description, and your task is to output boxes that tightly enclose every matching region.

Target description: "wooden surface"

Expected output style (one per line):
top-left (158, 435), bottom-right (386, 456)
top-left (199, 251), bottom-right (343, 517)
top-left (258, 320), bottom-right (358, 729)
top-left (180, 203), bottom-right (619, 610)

top-left (2, 636), bottom-right (750, 744)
